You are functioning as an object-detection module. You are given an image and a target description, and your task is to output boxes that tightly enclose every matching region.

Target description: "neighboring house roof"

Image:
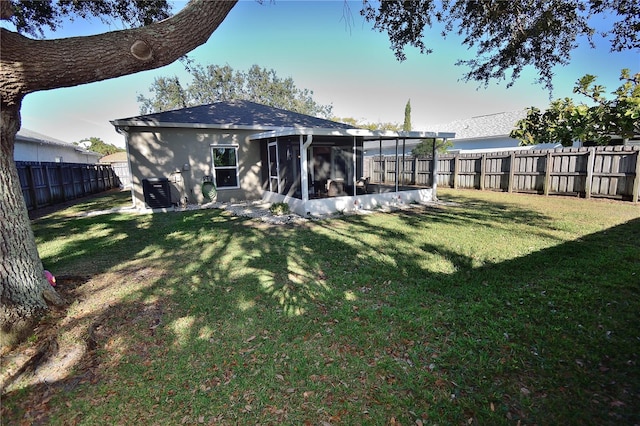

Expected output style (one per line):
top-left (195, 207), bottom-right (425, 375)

top-left (430, 110), bottom-right (528, 140)
top-left (112, 100), bottom-right (455, 140)
top-left (17, 128), bottom-right (72, 147)
top-left (364, 110), bottom-right (551, 154)
top-left (16, 128), bottom-right (101, 157)
top-left (99, 151), bottom-right (128, 163)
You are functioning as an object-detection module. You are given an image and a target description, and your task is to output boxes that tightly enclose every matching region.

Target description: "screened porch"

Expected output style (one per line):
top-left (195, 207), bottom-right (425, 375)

top-left (250, 128), bottom-right (455, 216)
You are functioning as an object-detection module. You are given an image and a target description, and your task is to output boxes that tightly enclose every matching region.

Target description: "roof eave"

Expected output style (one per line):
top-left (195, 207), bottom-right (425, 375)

top-left (110, 120), bottom-right (283, 132)
top-left (249, 128), bottom-right (456, 141)
top-left (109, 119), bottom-right (456, 140)
top-left (249, 127), bottom-right (374, 140)
top-left (74, 147), bottom-right (102, 156)
top-left (452, 134), bottom-right (513, 141)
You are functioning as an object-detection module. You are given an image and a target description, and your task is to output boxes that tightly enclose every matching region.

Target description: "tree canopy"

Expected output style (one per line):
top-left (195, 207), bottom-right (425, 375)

top-left (362, 0), bottom-right (639, 91)
top-left (137, 63), bottom-right (333, 119)
top-left (411, 139), bottom-right (452, 157)
top-left (3, 0), bottom-right (172, 36)
top-left (4, 1), bottom-right (638, 93)
top-left (333, 116), bottom-right (401, 132)
top-left (511, 69), bottom-right (640, 146)
top-left (74, 137), bottom-right (124, 156)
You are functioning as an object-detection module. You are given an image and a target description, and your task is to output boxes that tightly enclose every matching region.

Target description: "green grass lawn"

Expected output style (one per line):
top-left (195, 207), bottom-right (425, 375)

top-left (3, 189), bottom-right (639, 425)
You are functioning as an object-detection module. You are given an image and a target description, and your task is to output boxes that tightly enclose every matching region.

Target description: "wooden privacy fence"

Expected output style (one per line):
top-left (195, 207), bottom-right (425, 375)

top-left (364, 146), bottom-right (640, 202)
top-left (109, 161), bottom-right (131, 188)
top-left (16, 161), bottom-right (120, 211)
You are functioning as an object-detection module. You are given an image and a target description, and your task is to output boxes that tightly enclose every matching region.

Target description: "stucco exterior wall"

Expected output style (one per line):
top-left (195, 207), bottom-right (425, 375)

top-left (126, 127), bottom-right (263, 209)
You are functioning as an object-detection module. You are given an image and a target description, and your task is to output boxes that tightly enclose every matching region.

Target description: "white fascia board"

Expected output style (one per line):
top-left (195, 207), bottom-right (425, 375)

top-left (395, 131), bottom-right (437, 139)
top-left (249, 128), bottom-right (456, 141)
top-left (109, 119), bottom-right (282, 133)
top-left (362, 131), bottom-right (455, 140)
top-left (436, 132), bottom-right (456, 139)
top-left (452, 134), bottom-right (513, 142)
top-left (249, 127), bottom-right (376, 140)
top-left (109, 119), bottom-right (457, 141)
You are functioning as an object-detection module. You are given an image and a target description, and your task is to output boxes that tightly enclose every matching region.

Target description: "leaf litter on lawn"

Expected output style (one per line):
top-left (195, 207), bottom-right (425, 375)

top-left (1, 264), bottom-right (170, 424)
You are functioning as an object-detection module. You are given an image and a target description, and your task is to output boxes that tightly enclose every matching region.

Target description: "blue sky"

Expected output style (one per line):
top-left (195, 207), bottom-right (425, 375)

top-left (10, 0), bottom-right (639, 147)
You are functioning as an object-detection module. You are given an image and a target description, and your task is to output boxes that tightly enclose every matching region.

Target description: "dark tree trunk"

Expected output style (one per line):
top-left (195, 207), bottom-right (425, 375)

top-left (0, 101), bottom-right (63, 346)
top-left (0, 0), bottom-right (237, 348)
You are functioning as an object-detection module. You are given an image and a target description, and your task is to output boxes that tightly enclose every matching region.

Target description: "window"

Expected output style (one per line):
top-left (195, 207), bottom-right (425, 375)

top-left (211, 145), bottom-right (239, 188)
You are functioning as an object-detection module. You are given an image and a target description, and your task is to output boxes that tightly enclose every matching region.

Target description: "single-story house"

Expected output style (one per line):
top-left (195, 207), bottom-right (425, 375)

top-left (111, 100), bottom-right (454, 215)
top-left (14, 128), bottom-right (102, 164)
top-left (364, 110), bottom-right (560, 156)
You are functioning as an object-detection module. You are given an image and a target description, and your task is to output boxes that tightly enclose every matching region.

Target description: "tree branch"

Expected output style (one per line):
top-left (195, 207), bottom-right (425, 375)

top-left (0, 0), bottom-right (237, 105)
top-left (0, 0), bottom-right (12, 20)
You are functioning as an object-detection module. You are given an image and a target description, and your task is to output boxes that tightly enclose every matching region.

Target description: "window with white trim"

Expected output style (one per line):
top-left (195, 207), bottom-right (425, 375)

top-left (211, 145), bottom-right (239, 189)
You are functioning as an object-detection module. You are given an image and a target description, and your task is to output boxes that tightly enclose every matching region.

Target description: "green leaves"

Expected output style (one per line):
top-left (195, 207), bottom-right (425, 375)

top-left (511, 69), bottom-right (640, 146)
top-left (137, 63), bottom-right (333, 119)
top-left (411, 138), bottom-right (451, 157)
top-left (403, 99), bottom-right (412, 132)
top-left (362, 0), bottom-right (638, 91)
top-left (136, 76), bottom-right (188, 115)
top-left (73, 137), bottom-right (123, 156)
top-left (5, 0), bottom-right (172, 37)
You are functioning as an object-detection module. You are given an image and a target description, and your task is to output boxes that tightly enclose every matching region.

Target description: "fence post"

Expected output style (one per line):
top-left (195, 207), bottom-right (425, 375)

top-left (479, 154), bottom-right (486, 190)
top-left (632, 149), bottom-right (640, 203)
top-left (412, 156), bottom-right (417, 185)
top-left (26, 164), bottom-right (39, 209)
top-left (43, 163), bottom-right (53, 205)
top-left (544, 151), bottom-right (552, 196)
top-left (57, 165), bottom-right (67, 201)
top-left (382, 157), bottom-right (386, 184)
top-left (585, 148), bottom-right (596, 199)
top-left (453, 154), bottom-right (459, 189)
top-left (508, 152), bottom-right (516, 193)
top-left (70, 165), bottom-right (77, 199)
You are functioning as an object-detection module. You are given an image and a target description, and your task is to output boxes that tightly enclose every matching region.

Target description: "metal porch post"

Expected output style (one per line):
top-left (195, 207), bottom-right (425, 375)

top-left (432, 138), bottom-right (440, 201)
top-left (395, 138), bottom-right (399, 193)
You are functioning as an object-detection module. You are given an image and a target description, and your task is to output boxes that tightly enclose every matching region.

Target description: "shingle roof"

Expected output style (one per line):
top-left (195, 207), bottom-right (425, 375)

top-left (17, 128), bottom-right (71, 147)
top-left (16, 128), bottom-right (101, 156)
top-left (430, 110), bottom-right (528, 140)
top-left (99, 151), bottom-right (128, 163)
top-left (112, 100), bottom-right (354, 130)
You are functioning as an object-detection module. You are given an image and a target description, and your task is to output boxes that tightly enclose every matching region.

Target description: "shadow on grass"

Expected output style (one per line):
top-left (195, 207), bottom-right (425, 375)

top-left (2, 195), bottom-right (639, 425)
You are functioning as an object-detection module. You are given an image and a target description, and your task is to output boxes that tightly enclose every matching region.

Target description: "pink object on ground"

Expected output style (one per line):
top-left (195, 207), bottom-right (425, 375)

top-left (44, 270), bottom-right (56, 287)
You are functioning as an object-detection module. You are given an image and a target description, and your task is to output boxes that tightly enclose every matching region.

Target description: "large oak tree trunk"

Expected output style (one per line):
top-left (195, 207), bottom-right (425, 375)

top-left (0, 0), bottom-right (237, 348)
top-left (0, 102), bottom-right (63, 346)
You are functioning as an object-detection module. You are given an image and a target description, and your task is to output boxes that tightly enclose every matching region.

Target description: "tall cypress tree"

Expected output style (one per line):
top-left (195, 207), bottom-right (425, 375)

top-left (403, 99), bottom-right (412, 131)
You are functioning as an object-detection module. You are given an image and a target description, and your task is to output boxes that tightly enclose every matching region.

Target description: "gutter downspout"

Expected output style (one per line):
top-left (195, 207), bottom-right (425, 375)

top-left (114, 125), bottom-right (136, 208)
top-left (300, 135), bottom-right (313, 212)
